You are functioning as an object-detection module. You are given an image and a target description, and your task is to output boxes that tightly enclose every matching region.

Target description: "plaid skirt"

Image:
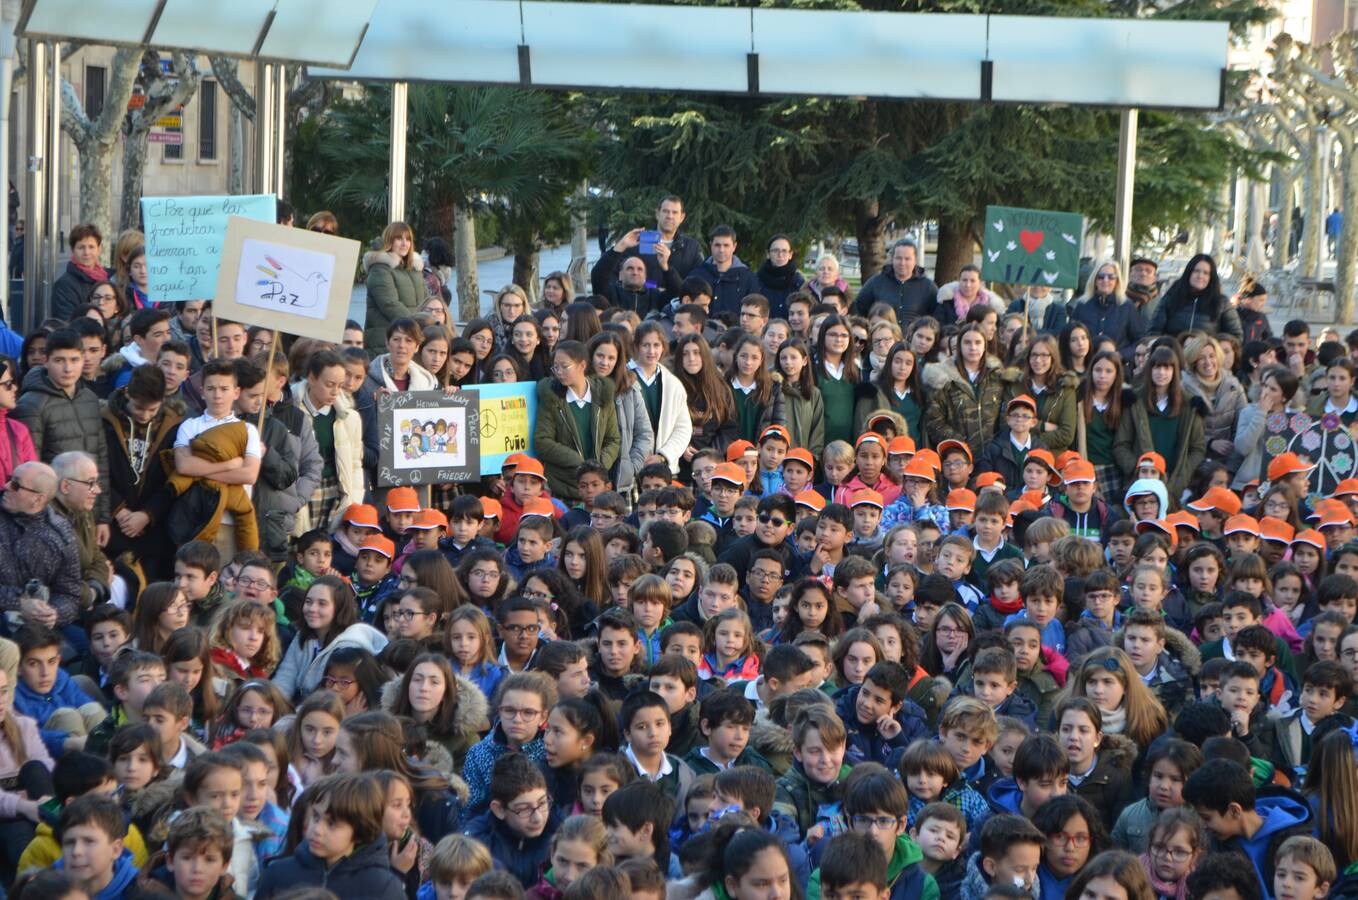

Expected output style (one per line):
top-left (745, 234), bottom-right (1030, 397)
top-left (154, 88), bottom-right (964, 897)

top-left (1093, 463), bottom-right (1124, 507)
top-left (307, 474), bottom-right (342, 531)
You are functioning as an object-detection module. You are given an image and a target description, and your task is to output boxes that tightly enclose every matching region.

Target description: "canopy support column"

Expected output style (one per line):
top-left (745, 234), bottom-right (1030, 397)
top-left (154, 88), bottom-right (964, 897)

top-left (389, 81), bottom-right (407, 222)
top-left (1113, 107), bottom-right (1138, 270)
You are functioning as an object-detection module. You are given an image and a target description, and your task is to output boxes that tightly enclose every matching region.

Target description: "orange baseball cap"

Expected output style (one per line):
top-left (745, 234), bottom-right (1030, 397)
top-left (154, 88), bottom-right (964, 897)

top-left (512, 457), bottom-right (547, 481)
top-left (914, 448), bottom-right (941, 474)
top-left (1007, 394), bottom-right (1038, 414)
top-left (710, 463), bottom-right (746, 487)
top-left (726, 440), bottom-right (757, 462)
top-left (1186, 486), bottom-right (1242, 517)
top-left (521, 497), bottom-right (556, 519)
top-left (855, 432), bottom-right (887, 451)
top-left (937, 440), bottom-right (972, 463)
top-left (782, 448), bottom-right (814, 471)
top-left (1335, 478), bottom-right (1358, 498)
top-left (1136, 518), bottom-right (1175, 538)
top-left (902, 457), bottom-right (936, 483)
top-left (865, 413), bottom-right (898, 432)
top-left (1165, 510), bottom-right (1200, 533)
top-left (1009, 497), bottom-right (1039, 516)
top-left (1319, 506), bottom-right (1356, 529)
top-left (1062, 460), bottom-right (1096, 484)
top-left (1224, 514), bottom-right (1260, 535)
top-left (946, 488), bottom-right (976, 512)
top-left (1267, 452), bottom-right (1315, 483)
top-left (1137, 452), bottom-right (1167, 475)
top-left (794, 490), bottom-right (826, 513)
top-left (386, 486), bottom-right (421, 514)
top-left (1026, 448), bottom-right (1060, 486)
top-left (359, 535), bottom-right (396, 559)
top-left (480, 497), bottom-right (502, 519)
top-left (975, 472), bottom-right (1007, 490)
top-left (341, 503), bottom-right (380, 530)
top-left (1259, 517), bottom-right (1296, 543)
top-left (502, 452), bottom-right (526, 473)
top-left (850, 489), bottom-right (885, 510)
top-left (1055, 450), bottom-right (1082, 473)
top-left (758, 425), bottom-right (792, 446)
top-left (1019, 489), bottom-right (1047, 510)
top-left (888, 435), bottom-right (916, 456)
top-left (407, 509), bottom-right (448, 531)
top-left (1293, 528), bottom-right (1326, 551)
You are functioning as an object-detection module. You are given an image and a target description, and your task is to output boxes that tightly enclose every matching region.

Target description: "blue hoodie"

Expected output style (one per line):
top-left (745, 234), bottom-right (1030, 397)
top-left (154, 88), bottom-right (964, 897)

top-left (833, 684), bottom-right (929, 767)
top-left (56, 847), bottom-right (138, 900)
top-left (985, 777), bottom-right (1025, 816)
top-left (15, 668), bottom-right (97, 759)
top-left (1228, 790), bottom-right (1316, 896)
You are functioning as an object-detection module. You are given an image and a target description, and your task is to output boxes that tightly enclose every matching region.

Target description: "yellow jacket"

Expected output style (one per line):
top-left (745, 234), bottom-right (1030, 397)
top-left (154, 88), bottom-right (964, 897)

top-left (18, 819), bottom-right (148, 875)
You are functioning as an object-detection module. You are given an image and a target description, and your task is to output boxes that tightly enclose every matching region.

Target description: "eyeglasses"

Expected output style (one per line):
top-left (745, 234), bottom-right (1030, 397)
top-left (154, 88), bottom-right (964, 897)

top-left (1050, 831), bottom-right (1091, 848)
top-left (1341, 648), bottom-right (1358, 660)
top-left (850, 814), bottom-right (902, 832)
top-left (757, 514), bottom-right (789, 527)
top-left (936, 625), bottom-right (965, 636)
top-left (385, 608), bottom-right (423, 622)
top-left (506, 797), bottom-right (550, 818)
top-left (1096, 273), bottom-right (1118, 281)
top-left (550, 362), bottom-right (577, 374)
top-left (943, 459), bottom-right (969, 469)
top-left (501, 622), bottom-right (539, 636)
top-left (322, 676), bottom-right (355, 690)
top-left (468, 568), bottom-right (499, 580)
top-left (235, 577), bottom-right (274, 591)
top-left (1150, 843), bottom-right (1193, 863)
top-left (0, 380), bottom-right (14, 390)
top-left (65, 476), bottom-right (100, 491)
top-left (167, 600), bottom-right (190, 614)
top-left (6, 478), bottom-right (41, 496)
top-left (310, 226), bottom-right (338, 235)
top-left (499, 706), bottom-right (543, 720)
top-left (92, 292), bottom-right (118, 302)
top-left (749, 568), bottom-right (783, 582)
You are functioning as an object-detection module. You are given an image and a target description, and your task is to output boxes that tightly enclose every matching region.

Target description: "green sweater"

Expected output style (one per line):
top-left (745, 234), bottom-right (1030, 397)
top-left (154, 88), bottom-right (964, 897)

top-left (567, 399), bottom-right (594, 456)
top-left (818, 373), bottom-right (856, 446)
top-left (1148, 405), bottom-right (1180, 471)
top-left (733, 387), bottom-right (762, 443)
top-left (1087, 408), bottom-right (1115, 465)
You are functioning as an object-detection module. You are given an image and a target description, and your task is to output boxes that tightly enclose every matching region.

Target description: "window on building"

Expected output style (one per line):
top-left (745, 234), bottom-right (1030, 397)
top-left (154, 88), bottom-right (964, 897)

top-left (84, 66), bottom-right (105, 120)
top-left (199, 81), bottom-right (217, 161)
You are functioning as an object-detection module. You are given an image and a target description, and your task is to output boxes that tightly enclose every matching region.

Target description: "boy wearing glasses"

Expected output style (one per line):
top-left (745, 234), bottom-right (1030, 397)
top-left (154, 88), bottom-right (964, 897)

top-left (467, 752), bottom-right (559, 888)
top-left (808, 767), bottom-right (938, 900)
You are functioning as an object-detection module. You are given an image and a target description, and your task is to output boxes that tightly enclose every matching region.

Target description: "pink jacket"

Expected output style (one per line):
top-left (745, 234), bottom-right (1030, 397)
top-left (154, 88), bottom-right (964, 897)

top-left (0, 713), bottom-right (53, 818)
top-left (0, 409), bottom-right (37, 486)
top-left (1260, 606), bottom-right (1304, 654)
top-left (834, 473), bottom-right (902, 507)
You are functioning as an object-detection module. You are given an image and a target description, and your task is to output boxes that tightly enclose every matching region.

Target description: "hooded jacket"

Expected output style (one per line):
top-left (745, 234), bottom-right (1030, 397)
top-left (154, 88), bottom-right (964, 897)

top-left (101, 387), bottom-right (182, 559)
top-left (1112, 623), bottom-right (1200, 720)
top-left (289, 380), bottom-right (363, 533)
top-left (379, 672), bottom-right (489, 774)
top-left (362, 250), bottom-right (426, 352)
top-left (775, 376), bottom-right (826, 459)
top-left (272, 621), bottom-right (388, 703)
top-left (834, 685), bottom-right (929, 767)
top-left (1221, 786), bottom-right (1316, 891)
top-left (689, 255), bottom-right (761, 319)
top-left (55, 846), bottom-right (139, 900)
top-left (0, 406), bottom-right (36, 486)
top-left (854, 264), bottom-right (939, 325)
top-left (960, 850), bottom-right (1039, 900)
top-left (254, 398), bottom-right (322, 562)
top-left (463, 807), bottom-right (560, 888)
top-left (612, 378), bottom-right (655, 496)
top-left (255, 836), bottom-right (406, 900)
top-left (534, 374), bottom-right (621, 501)
top-left (1181, 370), bottom-right (1248, 451)
top-left (628, 361), bottom-right (692, 473)
top-left (50, 259), bottom-right (110, 320)
top-left (922, 357), bottom-right (1007, 452)
top-left (1113, 392), bottom-right (1206, 505)
top-left (809, 832), bottom-right (939, 900)
top-left (773, 760), bottom-right (852, 839)
top-left (13, 366), bottom-right (111, 521)
top-left (1149, 278), bottom-right (1243, 340)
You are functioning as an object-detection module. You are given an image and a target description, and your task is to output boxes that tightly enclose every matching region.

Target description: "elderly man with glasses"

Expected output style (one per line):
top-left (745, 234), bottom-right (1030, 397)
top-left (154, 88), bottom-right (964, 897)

top-left (51, 451), bottom-right (117, 612)
top-left (0, 461), bottom-right (84, 636)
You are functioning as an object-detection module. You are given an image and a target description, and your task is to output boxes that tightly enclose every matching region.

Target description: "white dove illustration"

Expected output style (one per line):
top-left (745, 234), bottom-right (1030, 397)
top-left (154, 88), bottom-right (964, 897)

top-left (1006, 241), bottom-right (1017, 251)
top-left (993, 221), bottom-right (1005, 232)
top-left (986, 250), bottom-right (1000, 262)
top-left (1061, 233), bottom-right (1076, 244)
top-left (1045, 250), bottom-right (1056, 261)
top-left (1042, 271), bottom-right (1059, 284)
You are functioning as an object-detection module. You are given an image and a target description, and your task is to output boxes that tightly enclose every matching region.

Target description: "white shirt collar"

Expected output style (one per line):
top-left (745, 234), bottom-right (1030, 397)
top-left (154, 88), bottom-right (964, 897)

top-left (823, 360), bottom-right (844, 379)
top-left (1326, 396), bottom-right (1358, 415)
top-left (169, 737), bottom-right (189, 769)
top-left (1010, 434), bottom-right (1032, 452)
top-left (624, 744), bottom-right (674, 781)
top-left (566, 384), bottom-right (592, 406)
top-left (744, 678), bottom-right (765, 709)
top-left (731, 378), bottom-right (756, 395)
top-left (629, 361), bottom-right (659, 386)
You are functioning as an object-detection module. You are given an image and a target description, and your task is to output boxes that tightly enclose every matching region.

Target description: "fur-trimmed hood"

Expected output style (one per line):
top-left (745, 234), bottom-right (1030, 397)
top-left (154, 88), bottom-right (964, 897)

top-left (1097, 732), bottom-right (1138, 771)
top-left (922, 356), bottom-right (1002, 392)
top-left (363, 249), bottom-right (423, 273)
top-left (1113, 622), bottom-right (1202, 676)
top-left (379, 670), bottom-right (491, 743)
top-left (750, 718), bottom-right (795, 763)
top-left (130, 772), bottom-right (183, 848)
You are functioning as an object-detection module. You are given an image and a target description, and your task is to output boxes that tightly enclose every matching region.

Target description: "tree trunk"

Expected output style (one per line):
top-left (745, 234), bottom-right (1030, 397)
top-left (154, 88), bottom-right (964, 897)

top-left (513, 249), bottom-right (540, 304)
top-left (1300, 131), bottom-right (1324, 278)
top-left (118, 53), bottom-right (200, 233)
top-left (934, 218), bottom-right (975, 285)
top-left (1335, 137), bottom-right (1358, 325)
top-left (118, 138), bottom-right (149, 232)
top-left (1275, 171), bottom-right (1297, 269)
top-left (228, 106), bottom-right (245, 195)
top-left (854, 196), bottom-right (885, 279)
top-left (454, 202), bottom-right (479, 320)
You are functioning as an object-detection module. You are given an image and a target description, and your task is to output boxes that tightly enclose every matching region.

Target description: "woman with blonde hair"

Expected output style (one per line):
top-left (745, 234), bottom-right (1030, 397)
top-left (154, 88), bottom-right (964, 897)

top-left (1181, 333), bottom-right (1248, 459)
top-left (541, 271), bottom-right (574, 312)
top-left (1070, 258), bottom-right (1145, 359)
top-left (363, 221), bottom-right (426, 352)
top-left (490, 284), bottom-right (529, 348)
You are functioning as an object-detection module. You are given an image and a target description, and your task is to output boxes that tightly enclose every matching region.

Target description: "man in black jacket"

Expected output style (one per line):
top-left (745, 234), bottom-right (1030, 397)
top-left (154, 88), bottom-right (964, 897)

top-left (592, 228), bottom-right (681, 316)
top-left (854, 239), bottom-right (938, 325)
top-left (619, 194), bottom-right (704, 284)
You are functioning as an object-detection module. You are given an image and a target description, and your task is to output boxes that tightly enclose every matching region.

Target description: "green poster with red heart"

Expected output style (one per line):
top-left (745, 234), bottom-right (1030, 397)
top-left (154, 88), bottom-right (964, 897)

top-left (980, 205), bottom-right (1085, 290)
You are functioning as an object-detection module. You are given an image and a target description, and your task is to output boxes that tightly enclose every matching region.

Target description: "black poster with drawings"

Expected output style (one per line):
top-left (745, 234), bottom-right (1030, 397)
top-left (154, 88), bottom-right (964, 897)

top-left (377, 389), bottom-right (481, 486)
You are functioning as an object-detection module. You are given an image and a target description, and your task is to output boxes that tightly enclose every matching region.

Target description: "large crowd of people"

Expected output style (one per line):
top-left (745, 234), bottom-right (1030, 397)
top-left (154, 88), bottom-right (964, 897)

top-left (0, 193), bottom-right (1353, 900)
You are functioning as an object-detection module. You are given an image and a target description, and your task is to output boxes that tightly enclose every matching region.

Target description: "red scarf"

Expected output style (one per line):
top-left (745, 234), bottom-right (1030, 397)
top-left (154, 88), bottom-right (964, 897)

top-left (74, 261), bottom-right (109, 283)
top-left (989, 593), bottom-right (1024, 615)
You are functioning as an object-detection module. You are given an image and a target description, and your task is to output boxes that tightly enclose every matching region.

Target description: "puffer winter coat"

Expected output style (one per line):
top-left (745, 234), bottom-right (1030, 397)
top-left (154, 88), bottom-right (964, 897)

top-left (922, 357), bottom-right (1007, 452)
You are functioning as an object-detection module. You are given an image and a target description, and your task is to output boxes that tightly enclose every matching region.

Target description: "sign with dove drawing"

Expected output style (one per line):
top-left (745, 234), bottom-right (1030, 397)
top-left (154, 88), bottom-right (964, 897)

top-left (214, 216), bottom-right (361, 342)
top-left (981, 205), bottom-right (1085, 290)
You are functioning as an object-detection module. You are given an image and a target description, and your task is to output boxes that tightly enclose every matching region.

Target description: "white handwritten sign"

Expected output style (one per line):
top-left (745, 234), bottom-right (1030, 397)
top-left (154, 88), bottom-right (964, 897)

top-left (213, 217), bottom-right (360, 343)
top-left (236, 238), bottom-right (336, 321)
top-left (141, 194), bottom-right (275, 301)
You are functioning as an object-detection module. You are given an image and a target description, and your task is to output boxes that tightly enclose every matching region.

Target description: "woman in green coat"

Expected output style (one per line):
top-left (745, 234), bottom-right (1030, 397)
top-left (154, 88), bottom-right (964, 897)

top-left (534, 340), bottom-right (621, 501)
top-left (856, 341), bottom-right (925, 444)
top-left (1003, 333), bottom-right (1079, 453)
top-left (1112, 345), bottom-right (1206, 503)
top-left (363, 221), bottom-right (427, 352)
top-left (922, 323), bottom-right (1007, 452)
top-left (773, 337), bottom-right (825, 458)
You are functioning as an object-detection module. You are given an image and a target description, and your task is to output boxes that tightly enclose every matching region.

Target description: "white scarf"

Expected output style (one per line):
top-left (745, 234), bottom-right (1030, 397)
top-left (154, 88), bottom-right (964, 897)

top-left (1100, 703), bottom-right (1127, 735)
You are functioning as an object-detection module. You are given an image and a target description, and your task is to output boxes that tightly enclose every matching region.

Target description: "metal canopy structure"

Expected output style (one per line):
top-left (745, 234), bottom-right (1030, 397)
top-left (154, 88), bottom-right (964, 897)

top-left (307, 3), bottom-right (1228, 111)
top-left (10, 0), bottom-right (1232, 320)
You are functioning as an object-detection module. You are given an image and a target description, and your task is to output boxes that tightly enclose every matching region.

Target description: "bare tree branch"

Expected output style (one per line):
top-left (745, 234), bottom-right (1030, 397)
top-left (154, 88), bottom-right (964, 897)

top-left (209, 55), bottom-right (256, 121)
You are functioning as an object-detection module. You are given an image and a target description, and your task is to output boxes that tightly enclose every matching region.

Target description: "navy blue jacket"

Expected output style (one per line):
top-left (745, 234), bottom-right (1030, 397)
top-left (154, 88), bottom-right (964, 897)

top-left (255, 837), bottom-right (405, 900)
top-left (464, 808), bottom-right (560, 888)
top-left (1070, 294), bottom-right (1145, 356)
top-left (833, 684), bottom-right (929, 767)
top-left (688, 256), bottom-right (761, 319)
